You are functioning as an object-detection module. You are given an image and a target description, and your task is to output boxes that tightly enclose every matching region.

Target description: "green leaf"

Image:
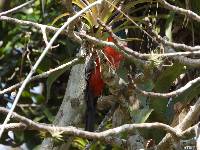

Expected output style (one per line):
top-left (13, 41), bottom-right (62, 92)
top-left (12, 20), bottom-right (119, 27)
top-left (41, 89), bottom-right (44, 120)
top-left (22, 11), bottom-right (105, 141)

top-left (117, 60), bottom-right (129, 82)
top-left (72, 0), bottom-right (96, 26)
top-left (46, 56), bottom-right (82, 101)
top-left (131, 108), bottom-right (153, 123)
top-left (32, 144), bottom-right (41, 150)
top-left (22, 91), bottom-right (31, 98)
top-left (14, 131), bottom-right (25, 144)
top-left (173, 80), bottom-right (200, 108)
top-left (150, 63), bottom-right (186, 123)
top-left (33, 115), bottom-right (45, 122)
top-left (72, 137), bottom-right (87, 150)
top-left (43, 107), bottom-right (54, 122)
top-left (165, 12), bottom-right (174, 41)
top-left (46, 59), bottom-right (71, 101)
top-left (40, 0), bottom-right (46, 16)
top-left (32, 94), bottom-right (45, 104)
top-left (51, 12), bottom-right (70, 25)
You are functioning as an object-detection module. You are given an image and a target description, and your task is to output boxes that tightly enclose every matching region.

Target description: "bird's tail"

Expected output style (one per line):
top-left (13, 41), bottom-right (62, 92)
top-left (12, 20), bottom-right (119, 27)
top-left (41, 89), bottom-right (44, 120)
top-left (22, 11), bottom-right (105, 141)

top-left (84, 86), bottom-right (97, 131)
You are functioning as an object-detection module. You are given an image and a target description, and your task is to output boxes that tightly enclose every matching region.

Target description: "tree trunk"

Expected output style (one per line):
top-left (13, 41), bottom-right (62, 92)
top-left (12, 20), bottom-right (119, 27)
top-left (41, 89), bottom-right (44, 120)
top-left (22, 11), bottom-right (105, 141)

top-left (40, 62), bottom-right (86, 150)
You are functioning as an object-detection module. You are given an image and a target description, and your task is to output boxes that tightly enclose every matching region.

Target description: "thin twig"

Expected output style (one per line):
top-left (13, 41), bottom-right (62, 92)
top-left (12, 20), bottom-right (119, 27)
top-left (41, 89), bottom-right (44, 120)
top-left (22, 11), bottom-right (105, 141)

top-left (1, 15), bottom-right (200, 60)
top-left (157, 0), bottom-right (200, 23)
top-left (132, 76), bottom-right (200, 98)
top-left (79, 32), bottom-right (200, 58)
top-left (0, 0), bottom-right (34, 17)
top-left (165, 46), bottom-right (200, 67)
top-left (151, 30), bottom-right (200, 51)
top-left (41, 25), bottom-right (49, 46)
top-left (0, 0), bottom-right (103, 139)
top-left (0, 15), bottom-right (65, 36)
top-left (0, 57), bottom-right (82, 95)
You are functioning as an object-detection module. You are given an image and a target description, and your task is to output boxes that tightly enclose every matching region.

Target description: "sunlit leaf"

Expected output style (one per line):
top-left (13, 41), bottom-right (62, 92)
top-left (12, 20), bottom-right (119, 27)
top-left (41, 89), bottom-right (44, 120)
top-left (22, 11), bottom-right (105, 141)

top-left (131, 108), bottom-right (153, 123)
top-left (165, 12), bottom-right (174, 41)
top-left (43, 107), bottom-right (55, 122)
top-left (51, 12), bottom-right (70, 25)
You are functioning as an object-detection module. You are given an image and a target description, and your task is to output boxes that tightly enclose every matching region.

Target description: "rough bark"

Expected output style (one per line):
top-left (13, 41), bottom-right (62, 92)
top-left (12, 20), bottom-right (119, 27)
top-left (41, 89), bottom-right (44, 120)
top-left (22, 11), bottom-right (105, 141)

top-left (40, 62), bottom-right (86, 150)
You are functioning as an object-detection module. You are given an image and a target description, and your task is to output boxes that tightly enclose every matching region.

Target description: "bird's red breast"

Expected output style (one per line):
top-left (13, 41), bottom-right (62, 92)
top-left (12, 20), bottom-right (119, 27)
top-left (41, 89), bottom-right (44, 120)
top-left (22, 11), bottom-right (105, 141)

top-left (89, 57), bottom-right (104, 96)
top-left (85, 36), bottom-right (124, 131)
top-left (89, 36), bottom-right (124, 97)
top-left (103, 36), bottom-right (123, 68)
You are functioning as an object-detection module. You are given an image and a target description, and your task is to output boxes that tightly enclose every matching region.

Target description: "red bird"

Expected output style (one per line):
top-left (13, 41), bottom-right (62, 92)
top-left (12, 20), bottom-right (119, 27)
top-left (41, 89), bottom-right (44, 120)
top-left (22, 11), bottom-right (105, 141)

top-left (85, 36), bottom-right (123, 131)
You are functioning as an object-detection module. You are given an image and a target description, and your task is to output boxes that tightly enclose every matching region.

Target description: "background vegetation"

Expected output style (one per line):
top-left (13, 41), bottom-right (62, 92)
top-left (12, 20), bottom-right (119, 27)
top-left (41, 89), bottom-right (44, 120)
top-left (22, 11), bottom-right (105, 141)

top-left (0, 0), bottom-right (200, 149)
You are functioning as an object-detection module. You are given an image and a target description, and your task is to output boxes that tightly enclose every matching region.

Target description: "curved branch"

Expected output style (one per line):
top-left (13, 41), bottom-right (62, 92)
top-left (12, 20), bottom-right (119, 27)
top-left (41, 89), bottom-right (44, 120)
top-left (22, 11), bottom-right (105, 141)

top-left (165, 47), bottom-right (200, 67)
top-left (157, 97), bottom-right (200, 149)
top-left (157, 0), bottom-right (200, 22)
top-left (151, 30), bottom-right (200, 51)
top-left (133, 76), bottom-right (200, 98)
top-left (0, 107), bottom-right (195, 141)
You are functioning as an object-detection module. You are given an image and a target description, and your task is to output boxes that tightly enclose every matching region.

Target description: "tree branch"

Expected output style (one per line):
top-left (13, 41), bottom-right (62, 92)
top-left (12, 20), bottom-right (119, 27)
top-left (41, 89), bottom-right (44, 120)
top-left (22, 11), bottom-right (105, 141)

top-left (165, 46), bottom-right (200, 67)
top-left (151, 29), bottom-right (200, 51)
top-left (157, 97), bottom-right (200, 149)
top-left (1, 15), bottom-right (200, 61)
top-left (0, 57), bottom-right (83, 95)
top-left (157, 0), bottom-right (200, 22)
top-left (0, 0), bottom-right (103, 139)
top-left (131, 76), bottom-right (200, 98)
top-left (0, 107), bottom-right (196, 146)
top-left (0, 0), bottom-right (34, 17)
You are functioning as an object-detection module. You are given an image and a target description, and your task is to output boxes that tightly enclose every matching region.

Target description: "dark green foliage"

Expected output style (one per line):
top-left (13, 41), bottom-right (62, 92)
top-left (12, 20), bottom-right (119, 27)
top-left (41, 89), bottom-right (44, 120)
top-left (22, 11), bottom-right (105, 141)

top-left (0, 0), bottom-right (200, 149)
